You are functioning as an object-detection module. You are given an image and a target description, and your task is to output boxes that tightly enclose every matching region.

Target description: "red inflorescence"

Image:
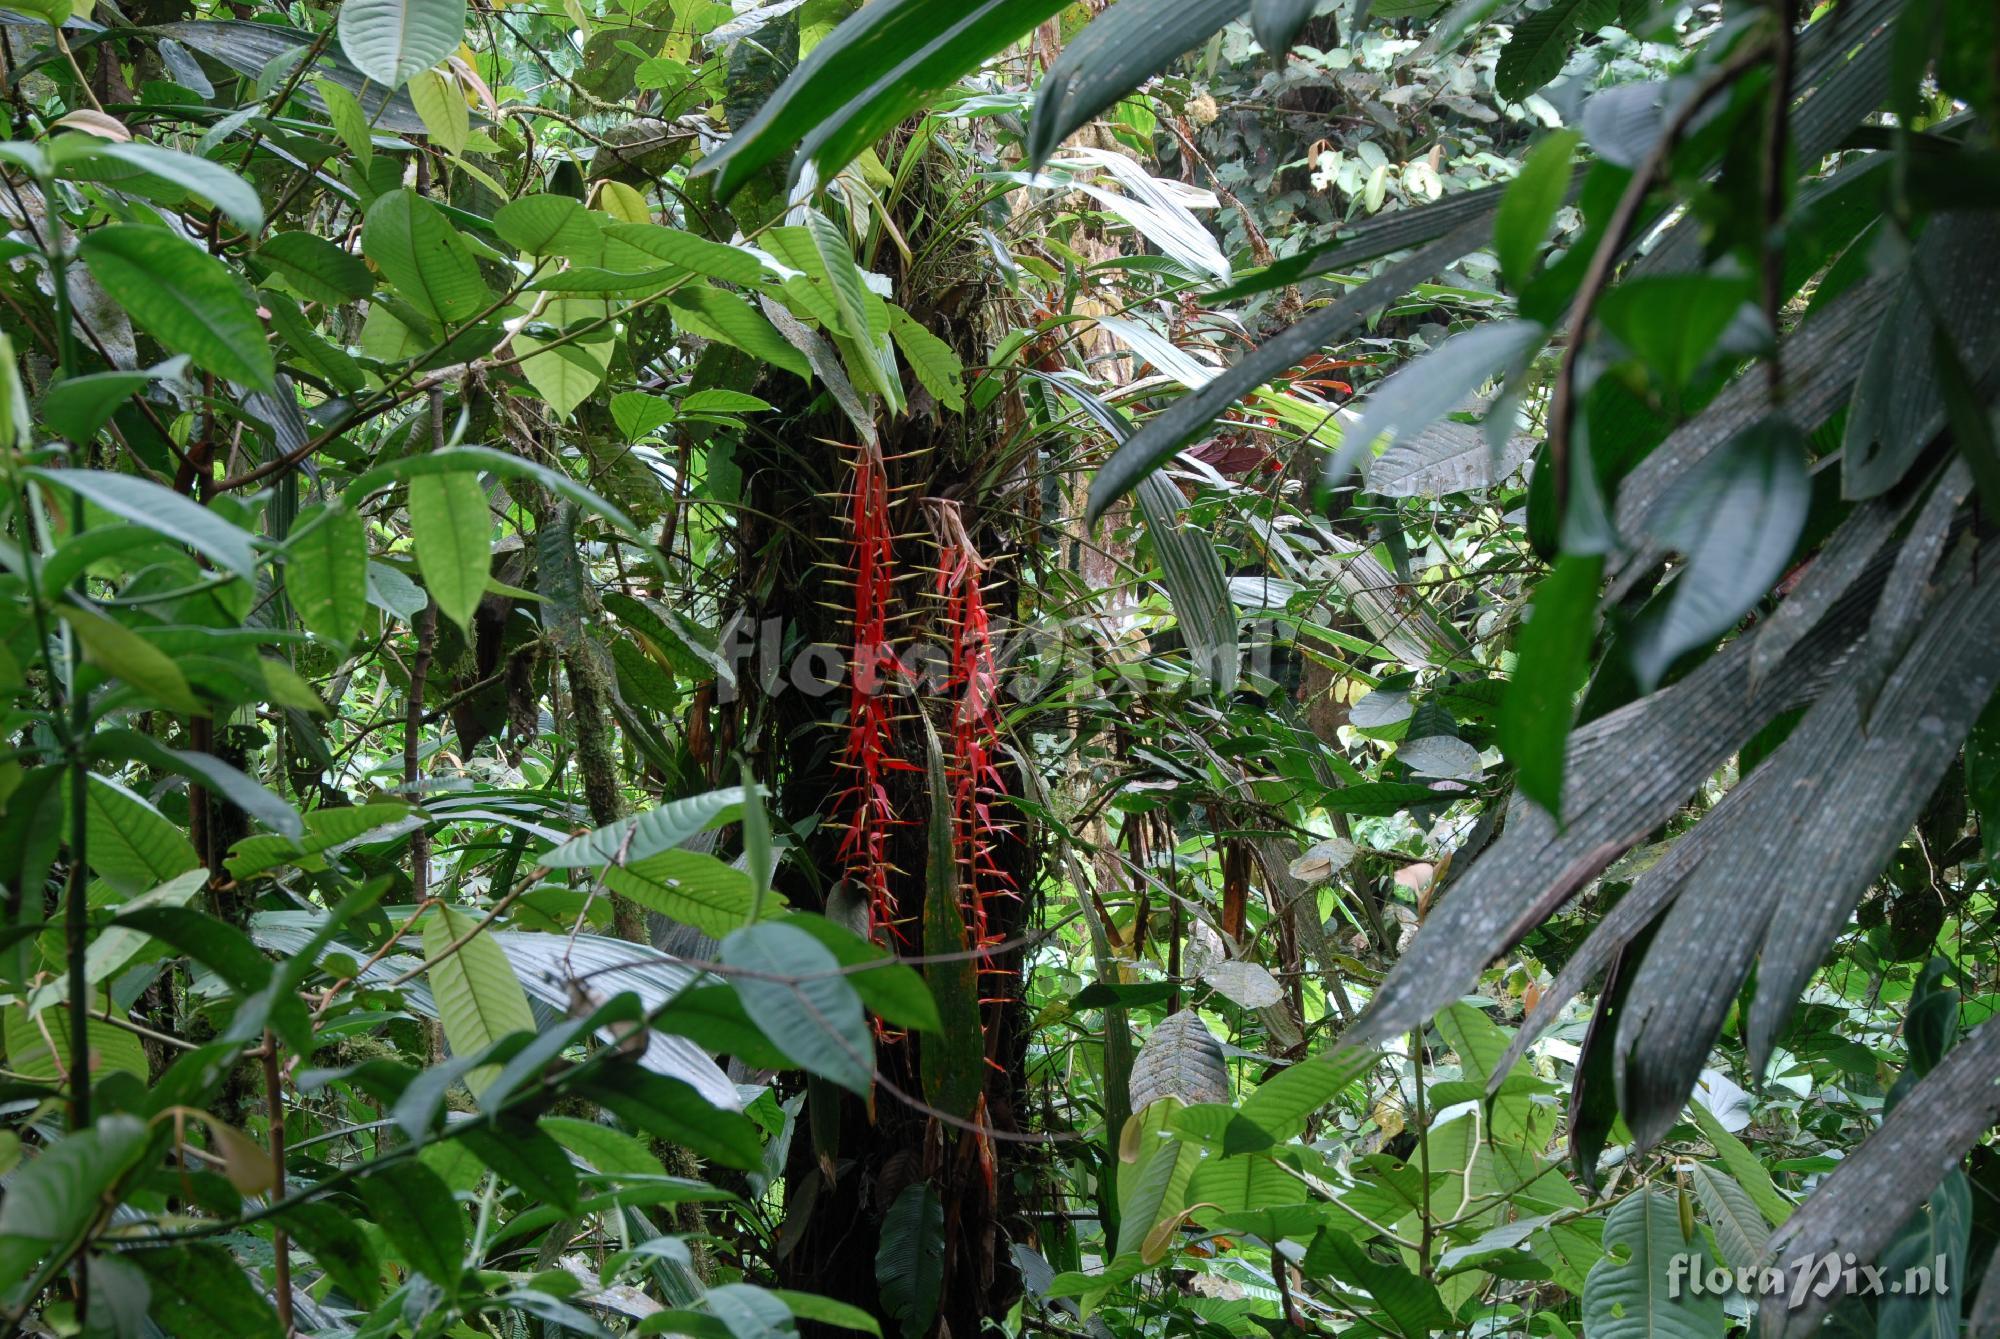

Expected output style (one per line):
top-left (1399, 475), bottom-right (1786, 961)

top-left (835, 441), bottom-right (917, 947)
top-left (923, 500), bottom-right (1016, 976)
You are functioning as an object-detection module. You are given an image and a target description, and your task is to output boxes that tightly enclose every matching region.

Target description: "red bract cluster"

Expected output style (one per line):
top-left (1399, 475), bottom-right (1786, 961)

top-left (924, 500), bottom-right (1015, 976)
top-left (834, 441), bottom-right (916, 947)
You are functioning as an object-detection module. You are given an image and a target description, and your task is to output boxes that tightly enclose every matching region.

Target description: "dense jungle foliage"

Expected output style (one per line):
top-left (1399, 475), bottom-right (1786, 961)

top-left (0, 0), bottom-right (1998, 1334)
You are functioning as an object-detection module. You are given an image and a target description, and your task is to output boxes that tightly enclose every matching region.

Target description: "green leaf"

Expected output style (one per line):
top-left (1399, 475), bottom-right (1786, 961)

top-left (362, 189), bottom-right (489, 325)
top-left (611, 391), bottom-right (676, 440)
top-left (1499, 551), bottom-right (1603, 816)
top-left (1301, 1229), bottom-right (1452, 1338)
top-left (58, 604), bottom-right (200, 715)
top-left (275, 1201), bottom-right (382, 1306)
top-left (86, 730), bottom-right (302, 840)
top-left (772, 915), bottom-right (941, 1033)
top-left (3, 1001), bottom-right (149, 1083)
top-left (38, 361), bottom-right (182, 445)
top-left (603, 847), bottom-right (784, 936)
top-left (78, 225), bottom-right (275, 390)
top-left (1630, 415), bottom-right (1809, 690)
top-left (697, 0), bottom-right (1071, 200)
top-left (1580, 1190), bottom-right (1725, 1339)
top-left (58, 140), bottom-right (264, 232)
top-left (29, 467), bottom-right (259, 582)
top-left (81, 774), bottom-right (200, 893)
top-left (337, 0), bottom-right (466, 88)
top-left (0, 1114), bottom-right (149, 1243)
top-left (457, 1122), bottom-right (580, 1212)
top-left (920, 715), bottom-right (983, 1117)
top-left (770, 1290), bottom-right (881, 1336)
top-left (605, 222), bottom-right (765, 285)
top-left (886, 307), bottom-right (964, 412)
top-left (423, 902), bottom-right (535, 1100)
top-left (1251, 0), bottom-right (1318, 55)
top-left (539, 1116), bottom-right (664, 1177)
top-left (408, 68), bottom-right (469, 154)
top-left (355, 1161), bottom-right (465, 1293)
top-left (1239, 1045), bottom-right (1375, 1139)
top-left (317, 76), bottom-right (375, 167)
top-left (1597, 275), bottom-right (1756, 392)
top-left (543, 789), bottom-right (747, 868)
top-left (1689, 1161), bottom-right (1770, 1271)
top-left (1135, 472), bottom-right (1239, 693)
top-left (1324, 320), bottom-right (1547, 495)
top-left (408, 469), bottom-right (490, 632)
top-left (679, 389), bottom-right (773, 416)
top-left (720, 920), bottom-right (874, 1095)
top-left (494, 194), bottom-right (601, 259)
top-left (1495, 0), bottom-right (1591, 103)
top-left (1688, 1100), bottom-right (1791, 1226)
top-left (286, 504), bottom-right (369, 649)
top-left (1494, 130), bottom-right (1580, 290)
top-left (666, 287), bottom-right (812, 380)
top-left (572, 1066), bottom-right (766, 1170)
top-left (876, 1183), bottom-right (945, 1339)
top-left (346, 445), bottom-right (640, 540)
top-left (1322, 781), bottom-right (1449, 816)
top-left (258, 231), bottom-right (374, 306)
top-left (127, 1244), bottom-right (283, 1339)
top-left (1030, 0), bottom-right (1243, 169)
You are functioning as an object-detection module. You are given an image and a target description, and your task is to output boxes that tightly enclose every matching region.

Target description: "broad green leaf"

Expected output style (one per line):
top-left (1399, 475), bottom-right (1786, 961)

top-left (355, 1161), bottom-right (465, 1293)
top-left (1688, 1100), bottom-right (1791, 1226)
top-left (1251, 0), bottom-right (1318, 54)
top-left (362, 189), bottom-right (489, 324)
top-left (1580, 1190), bottom-right (1725, 1339)
top-left (127, 1243), bottom-right (284, 1339)
top-left (697, 0), bottom-right (1070, 199)
top-left (516, 297), bottom-right (612, 419)
top-left (82, 868), bottom-right (209, 986)
top-left (611, 391), bottom-right (676, 440)
top-left (1239, 1044), bottom-right (1376, 1138)
top-left (770, 1290), bottom-right (881, 1336)
top-left (604, 849), bottom-right (783, 939)
top-left (3, 1002), bottom-right (150, 1083)
top-left (1689, 1161), bottom-right (1770, 1271)
top-left (275, 1201), bottom-right (382, 1306)
top-left (39, 364), bottom-right (176, 446)
top-left (1494, 130), bottom-right (1580, 289)
top-left (1495, 0), bottom-right (1593, 103)
top-left (30, 467), bottom-right (258, 582)
top-left (0, 1114), bottom-right (149, 1242)
top-left (1302, 1229), bottom-right (1452, 1338)
top-left (337, 0), bottom-right (466, 88)
top-left (606, 222), bottom-right (765, 285)
top-left (408, 68), bottom-right (469, 154)
top-left (57, 139), bottom-right (262, 231)
top-left (1324, 319), bottom-right (1547, 495)
top-left (720, 920), bottom-right (873, 1095)
top-left (1630, 415), bottom-right (1809, 690)
top-left (225, 800), bottom-right (417, 880)
top-left (1875, 1173), bottom-right (1969, 1339)
top-left (679, 389), bottom-right (773, 416)
top-left (407, 469), bottom-right (491, 632)
top-left (777, 914), bottom-right (941, 1033)
top-left (666, 287), bottom-right (811, 381)
top-left (59, 604), bottom-right (199, 714)
top-left (258, 231), bottom-right (373, 305)
top-left (81, 774), bottom-right (200, 893)
top-left (346, 445), bottom-right (640, 540)
top-left (316, 76), bottom-right (374, 167)
top-left (1135, 471), bottom-right (1238, 693)
top-left (573, 1065), bottom-right (766, 1171)
top-left (423, 902), bottom-right (535, 1100)
top-left (78, 225), bottom-right (275, 390)
top-left (541, 788), bottom-right (746, 868)
top-left (886, 307), bottom-right (964, 412)
top-left (1498, 551), bottom-right (1603, 816)
top-left (495, 194), bottom-right (601, 259)
top-left (876, 1183), bottom-right (945, 1339)
top-left (286, 504), bottom-right (369, 648)
top-left (539, 1116), bottom-right (664, 1177)
top-left (457, 1123), bottom-right (580, 1212)
top-left (1187, 1155), bottom-right (1307, 1216)
top-left (1598, 274), bottom-right (1756, 392)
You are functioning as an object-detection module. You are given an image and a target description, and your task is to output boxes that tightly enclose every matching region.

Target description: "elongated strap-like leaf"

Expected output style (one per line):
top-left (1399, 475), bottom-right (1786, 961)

top-left (1608, 272), bottom-right (1893, 561)
top-left (1760, 1015), bottom-right (2000, 1338)
top-left (697, 0), bottom-right (1069, 201)
top-left (1220, 177), bottom-right (1522, 299)
top-left (1029, 0), bottom-right (1248, 169)
top-left (1610, 538), bottom-right (2000, 1147)
top-left (1343, 516), bottom-right (1891, 1047)
top-left (1086, 216), bottom-right (1494, 523)
top-left (148, 20), bottom-right (432, 133)
top-left (1745, 541), bottom-right (2000, 1068)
